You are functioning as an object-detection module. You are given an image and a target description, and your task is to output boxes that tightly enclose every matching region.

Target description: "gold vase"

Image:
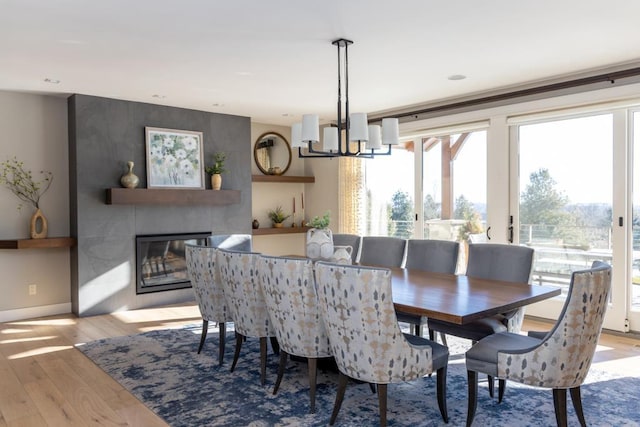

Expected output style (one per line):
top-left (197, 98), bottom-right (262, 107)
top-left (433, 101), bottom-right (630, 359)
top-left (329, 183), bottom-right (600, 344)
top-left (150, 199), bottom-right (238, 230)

top-left (120, 161), bottom-right (140, 188)
top-left (30, 208), bottom-right (48, 239)
top-left (211, 173), bottom-right (222, 190)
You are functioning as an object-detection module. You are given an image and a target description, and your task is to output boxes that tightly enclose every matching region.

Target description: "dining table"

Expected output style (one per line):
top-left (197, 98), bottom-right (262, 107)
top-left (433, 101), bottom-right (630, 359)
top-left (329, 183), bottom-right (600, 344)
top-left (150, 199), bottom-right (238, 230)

top-left (390, 267), bottom-right (561, 325)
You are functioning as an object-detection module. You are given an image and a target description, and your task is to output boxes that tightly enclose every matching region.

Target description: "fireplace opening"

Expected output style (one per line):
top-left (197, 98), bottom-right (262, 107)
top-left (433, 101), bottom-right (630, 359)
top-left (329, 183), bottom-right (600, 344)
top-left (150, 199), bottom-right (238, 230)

top-left (136, 232), bottom-right (210, 294)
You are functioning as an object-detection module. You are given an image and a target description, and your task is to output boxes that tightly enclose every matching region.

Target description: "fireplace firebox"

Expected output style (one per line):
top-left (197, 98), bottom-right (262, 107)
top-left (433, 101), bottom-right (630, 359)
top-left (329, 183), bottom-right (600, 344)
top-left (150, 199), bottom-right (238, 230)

top-left (136, 232), bottom-right (210, 294)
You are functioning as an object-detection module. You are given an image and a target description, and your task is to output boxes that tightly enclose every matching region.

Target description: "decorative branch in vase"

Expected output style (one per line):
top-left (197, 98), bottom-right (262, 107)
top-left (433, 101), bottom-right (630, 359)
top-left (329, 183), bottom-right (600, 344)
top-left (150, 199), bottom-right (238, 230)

top-left (0, 157), bottom-right (53, 239)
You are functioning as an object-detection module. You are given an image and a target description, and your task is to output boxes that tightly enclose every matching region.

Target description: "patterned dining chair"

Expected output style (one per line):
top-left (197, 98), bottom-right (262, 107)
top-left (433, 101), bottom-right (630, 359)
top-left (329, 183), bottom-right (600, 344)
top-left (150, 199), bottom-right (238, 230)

top-left (465, 261), bottom-right (612, 427)
top-left (208, 233), bottom-right (252, 252)
top-left (332, 233), bottom-right (361, 264)
top-left (359, 236), bottom-right (406, 268)
top-left (427, 243), bottom-right (534, 398)
top-left (314, 261), bottom-right (449, 426)
top-left (398, 239), bottom-right (460, 336)
top-left (185, 244), bottom-right (232, 365)
top-left (217, 248), bottom-right (276, 385)
top-left (256, 255), bottom-right (332, 413)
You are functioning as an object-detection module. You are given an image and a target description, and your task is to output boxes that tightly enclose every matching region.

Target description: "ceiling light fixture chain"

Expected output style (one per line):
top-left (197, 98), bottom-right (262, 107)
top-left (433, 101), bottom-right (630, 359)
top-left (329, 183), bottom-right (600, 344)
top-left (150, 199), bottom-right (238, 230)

top-left (291, 38), bottom-right (399, 159)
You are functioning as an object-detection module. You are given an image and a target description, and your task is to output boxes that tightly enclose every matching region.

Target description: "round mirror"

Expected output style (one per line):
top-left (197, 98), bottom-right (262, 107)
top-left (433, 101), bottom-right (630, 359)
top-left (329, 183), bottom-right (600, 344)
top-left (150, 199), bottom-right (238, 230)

top-left (254, 131), bottom-right (292, 175)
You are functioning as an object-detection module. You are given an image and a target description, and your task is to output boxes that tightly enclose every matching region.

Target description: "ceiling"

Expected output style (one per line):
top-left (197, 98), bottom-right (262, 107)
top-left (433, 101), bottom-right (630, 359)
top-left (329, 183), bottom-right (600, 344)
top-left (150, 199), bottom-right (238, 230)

top-left (2, 1), bottom-right (640, 127)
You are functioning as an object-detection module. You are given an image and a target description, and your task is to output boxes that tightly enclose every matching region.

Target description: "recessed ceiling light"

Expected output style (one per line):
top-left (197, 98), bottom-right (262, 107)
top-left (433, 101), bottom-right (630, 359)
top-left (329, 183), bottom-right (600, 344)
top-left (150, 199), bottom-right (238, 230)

top-left (44, 78), bottom-right (61, 84)
top-left (57, 39), bottom-right (86, 45)
top-left (448, 74), bottom-right (466, 81)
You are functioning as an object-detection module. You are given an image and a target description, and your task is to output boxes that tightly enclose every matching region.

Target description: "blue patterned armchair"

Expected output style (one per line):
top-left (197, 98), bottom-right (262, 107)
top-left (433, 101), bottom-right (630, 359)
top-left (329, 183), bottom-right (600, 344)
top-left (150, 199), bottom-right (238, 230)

top-left (185, 244), bottom-right (232, 365)
top-left (217, 248), bottom-right (276, 385)
top-left (314, 261), bottom-right (449, 426)
top-left (465, 261), bottom-right (612, 426)
top-left (256, 255), bottom-right (332, 413)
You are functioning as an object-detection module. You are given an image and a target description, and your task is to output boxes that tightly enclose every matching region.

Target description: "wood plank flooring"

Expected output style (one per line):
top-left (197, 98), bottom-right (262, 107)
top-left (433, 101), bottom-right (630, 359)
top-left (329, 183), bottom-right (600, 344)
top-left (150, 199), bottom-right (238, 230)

top-left (1, 303), bottom-right (639, 426)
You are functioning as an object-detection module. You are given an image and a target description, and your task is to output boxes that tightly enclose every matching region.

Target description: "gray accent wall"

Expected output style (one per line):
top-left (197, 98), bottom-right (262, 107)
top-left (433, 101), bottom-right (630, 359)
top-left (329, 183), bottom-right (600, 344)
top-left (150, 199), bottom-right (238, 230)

top-left (68, 94), bottom-right (251, 316)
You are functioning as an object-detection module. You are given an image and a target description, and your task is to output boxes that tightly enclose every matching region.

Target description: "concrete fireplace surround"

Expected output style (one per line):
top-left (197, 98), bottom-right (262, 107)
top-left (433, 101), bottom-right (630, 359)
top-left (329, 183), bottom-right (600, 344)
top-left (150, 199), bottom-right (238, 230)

top-left (68, 94), bottom-right (251, 316)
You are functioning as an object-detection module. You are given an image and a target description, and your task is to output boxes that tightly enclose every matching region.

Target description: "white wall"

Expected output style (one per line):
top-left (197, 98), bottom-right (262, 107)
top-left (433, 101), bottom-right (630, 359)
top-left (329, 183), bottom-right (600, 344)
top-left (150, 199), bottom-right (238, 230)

top-left (0, 91), bottom-right (71, 320)
top-left (251, 122), bottom-right (309, 255)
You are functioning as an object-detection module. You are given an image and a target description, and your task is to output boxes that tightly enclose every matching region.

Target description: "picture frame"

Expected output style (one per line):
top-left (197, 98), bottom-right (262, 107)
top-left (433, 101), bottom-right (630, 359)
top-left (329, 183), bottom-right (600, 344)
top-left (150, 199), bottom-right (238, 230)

top-left (145, 127), bottom-right (205, 189)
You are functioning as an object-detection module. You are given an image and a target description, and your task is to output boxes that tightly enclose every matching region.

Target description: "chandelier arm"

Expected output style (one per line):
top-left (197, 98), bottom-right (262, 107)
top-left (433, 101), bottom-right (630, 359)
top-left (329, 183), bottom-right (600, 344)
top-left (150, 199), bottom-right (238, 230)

top-left (343, 38), bottom-right (349, 155)
top-left (337, 40), bottom-right (343, 155)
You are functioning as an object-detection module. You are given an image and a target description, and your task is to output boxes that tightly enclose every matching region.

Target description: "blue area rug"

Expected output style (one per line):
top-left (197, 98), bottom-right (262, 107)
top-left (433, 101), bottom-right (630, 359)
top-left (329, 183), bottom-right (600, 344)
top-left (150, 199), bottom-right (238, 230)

top-left (77, 325), bottom-right (640, 426)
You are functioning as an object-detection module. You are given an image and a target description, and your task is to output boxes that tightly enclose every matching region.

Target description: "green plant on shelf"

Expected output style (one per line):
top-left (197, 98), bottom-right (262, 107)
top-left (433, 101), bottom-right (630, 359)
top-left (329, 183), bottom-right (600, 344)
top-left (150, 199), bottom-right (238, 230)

top-left (205, 152), bottom-right (226, 175)
top-left (268, 206), bottom-right (290, 224)
top-left (306, 211), bottom-right (330, 229)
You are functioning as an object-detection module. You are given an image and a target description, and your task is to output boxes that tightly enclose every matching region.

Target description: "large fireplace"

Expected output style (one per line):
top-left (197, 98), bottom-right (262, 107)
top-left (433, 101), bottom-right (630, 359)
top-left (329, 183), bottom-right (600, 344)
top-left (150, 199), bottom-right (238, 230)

top-left (136, 232), bottom-right (210, 294)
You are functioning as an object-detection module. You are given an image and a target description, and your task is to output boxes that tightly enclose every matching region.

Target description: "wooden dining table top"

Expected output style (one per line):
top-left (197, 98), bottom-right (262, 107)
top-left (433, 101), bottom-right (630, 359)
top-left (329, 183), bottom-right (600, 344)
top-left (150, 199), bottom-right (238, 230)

top-left (389, 267), bottom-right (561, 325)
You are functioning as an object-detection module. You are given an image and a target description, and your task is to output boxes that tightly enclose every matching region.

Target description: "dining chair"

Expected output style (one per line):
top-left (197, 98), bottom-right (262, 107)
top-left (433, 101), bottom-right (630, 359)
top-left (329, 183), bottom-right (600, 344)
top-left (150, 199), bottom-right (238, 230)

top-left (207, 233), bottom-right (252, 252)
top-left (427, 243), bottom-right (534, 341)
top-left (397, 239), bottom-right (460, 336)
top-left (465, 261), bottom-right (612, 427)
top-left (359, 236), bottom-right (406, 268)
top-left (185, 244), bottom-right (232, 365)
top-left (427, 242), bottom-right (534, 397)
top-left (256, 255), bottom-right (332, 413)
top-left (217, 248), bottom-right (276, 385)
top-left (332, 233), bottom-right (361, 264)
top-left (314, 261), bottom-right (449, 426)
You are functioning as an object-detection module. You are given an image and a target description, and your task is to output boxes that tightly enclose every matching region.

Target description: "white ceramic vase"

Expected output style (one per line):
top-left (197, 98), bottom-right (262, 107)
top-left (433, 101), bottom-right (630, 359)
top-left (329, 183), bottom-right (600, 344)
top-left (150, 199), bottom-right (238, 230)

top-left (330, 245), bottom-right (353, 264)
top-left (306, 228), bottom-right (334, 260)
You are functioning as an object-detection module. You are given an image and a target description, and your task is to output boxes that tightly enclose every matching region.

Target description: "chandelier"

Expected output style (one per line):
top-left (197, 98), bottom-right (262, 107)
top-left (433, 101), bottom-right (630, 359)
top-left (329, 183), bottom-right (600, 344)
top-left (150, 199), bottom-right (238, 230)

top-left (291, 38), bottom-right (399, 158)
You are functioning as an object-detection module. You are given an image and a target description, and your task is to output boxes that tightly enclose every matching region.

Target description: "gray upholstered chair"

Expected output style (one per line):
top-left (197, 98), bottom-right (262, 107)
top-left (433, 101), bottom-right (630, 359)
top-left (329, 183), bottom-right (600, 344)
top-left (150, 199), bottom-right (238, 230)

top-left (314, 261), bottom-right (449, 426)
top-left (217, 248), bottom-right (276, 385)
top-left (185, 244), bottom-right (233, 365)
top-left (208, 233), bottom-right (252, 252)
top-left (359, 236), bottom-right (406, 268)
top-left (256, 255), bottom-right (332, 413)
top-left (332, 233), bottom-right (361, 264)
top-left (465, 261), bottom-right (612, 427)
top-left (397, 239), bottom-right (460, 336)
top-left (428, 243), bottom-right (534, 343)
top-left (428, 243), bottom-right (534, 397)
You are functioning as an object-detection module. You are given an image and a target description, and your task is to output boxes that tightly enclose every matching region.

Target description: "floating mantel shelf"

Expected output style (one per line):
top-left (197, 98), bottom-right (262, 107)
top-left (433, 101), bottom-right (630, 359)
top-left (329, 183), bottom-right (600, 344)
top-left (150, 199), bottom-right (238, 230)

top-left (106, 188), bottom-right (241, 205)
top-left (252, 226), bottom-right (311, 236)
top-left (251, 175), bottom-right (315, 183)
top-left (0, 237), bottom-right (76, 250)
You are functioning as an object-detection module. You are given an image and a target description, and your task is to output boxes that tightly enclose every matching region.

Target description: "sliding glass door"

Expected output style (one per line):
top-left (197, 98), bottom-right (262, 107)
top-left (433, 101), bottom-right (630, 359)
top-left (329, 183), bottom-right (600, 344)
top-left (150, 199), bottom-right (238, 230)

top-left (511, 112), bottom-right (627, 330)
top-left (629, 110), bottom-right (640, 330)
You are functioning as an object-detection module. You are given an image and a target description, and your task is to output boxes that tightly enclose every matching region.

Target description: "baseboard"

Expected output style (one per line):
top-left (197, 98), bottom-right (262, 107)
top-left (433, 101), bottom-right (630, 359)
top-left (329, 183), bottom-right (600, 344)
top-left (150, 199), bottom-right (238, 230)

top-left (0, 303), bottom-right (72, 323)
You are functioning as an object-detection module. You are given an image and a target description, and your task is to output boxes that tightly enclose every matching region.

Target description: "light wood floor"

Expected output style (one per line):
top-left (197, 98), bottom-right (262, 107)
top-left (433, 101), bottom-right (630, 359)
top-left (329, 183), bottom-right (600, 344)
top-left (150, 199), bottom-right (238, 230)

top-left (1, 303), bottom-right (639, 426)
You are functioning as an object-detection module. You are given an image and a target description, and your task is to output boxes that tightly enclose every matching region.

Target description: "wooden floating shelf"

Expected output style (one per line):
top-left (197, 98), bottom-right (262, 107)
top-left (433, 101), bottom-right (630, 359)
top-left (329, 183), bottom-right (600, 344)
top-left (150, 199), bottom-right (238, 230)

top-left (0, 237), bottom-right (76, 250)
top-left (252, 175), bottom-right (315, 183)
top-left (252, 226), bottom-right (311, 236)
top-left (106, 188), bottom-right (241, 205)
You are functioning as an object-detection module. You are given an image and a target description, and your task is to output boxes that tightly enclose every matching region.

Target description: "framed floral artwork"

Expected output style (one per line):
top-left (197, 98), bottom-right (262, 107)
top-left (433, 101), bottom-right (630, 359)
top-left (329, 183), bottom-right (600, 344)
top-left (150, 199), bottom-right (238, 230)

top-left (145, 127), bottom-right (205, 189)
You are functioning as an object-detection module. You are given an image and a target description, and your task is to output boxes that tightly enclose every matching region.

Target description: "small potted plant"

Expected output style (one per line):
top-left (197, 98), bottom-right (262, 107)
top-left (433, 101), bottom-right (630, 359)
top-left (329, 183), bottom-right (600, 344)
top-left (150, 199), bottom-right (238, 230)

top-left (267, 206), bottom-right (290, 228)
top-left (306, 211), bottom-right (331, 230)
top-left (205, 152), bottom-right (226, 190)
